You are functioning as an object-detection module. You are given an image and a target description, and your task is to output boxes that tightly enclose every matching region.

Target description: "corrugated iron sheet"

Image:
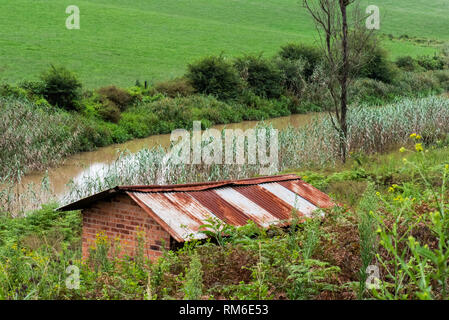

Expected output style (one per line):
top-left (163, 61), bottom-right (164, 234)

top-left (126, 175), bottom-right (335, 242)
top-left (58, 174), bottom-right (335, 242)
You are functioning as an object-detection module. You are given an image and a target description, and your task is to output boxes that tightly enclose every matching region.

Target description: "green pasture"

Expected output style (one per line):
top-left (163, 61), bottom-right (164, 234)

top-left (0, 0), bottom-right (447, 87)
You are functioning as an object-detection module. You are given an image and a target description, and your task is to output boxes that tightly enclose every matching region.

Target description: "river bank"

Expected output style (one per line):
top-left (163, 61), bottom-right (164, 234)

top-left (22, 113), bottom-right (319, 198)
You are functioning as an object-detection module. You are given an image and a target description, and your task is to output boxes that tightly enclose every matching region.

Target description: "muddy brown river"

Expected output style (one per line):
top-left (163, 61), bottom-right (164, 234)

top-left (22, 113), bottom-right (319, 198)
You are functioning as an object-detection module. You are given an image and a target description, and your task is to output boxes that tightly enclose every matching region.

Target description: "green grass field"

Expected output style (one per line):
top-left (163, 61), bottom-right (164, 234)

top-left (0, 0), bottom-right (448, 88)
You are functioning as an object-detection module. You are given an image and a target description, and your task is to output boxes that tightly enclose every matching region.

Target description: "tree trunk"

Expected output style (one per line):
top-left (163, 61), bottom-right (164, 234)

top-left (339, 1), bottom-right (349, 163)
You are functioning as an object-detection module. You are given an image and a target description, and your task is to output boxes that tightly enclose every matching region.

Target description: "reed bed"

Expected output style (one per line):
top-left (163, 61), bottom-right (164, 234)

top-left (62, 96), bottom-right (449, 205)
top-left (1, 96), bottom-right (449, 213)
top-left (0, 97), bottom-right (85, 180)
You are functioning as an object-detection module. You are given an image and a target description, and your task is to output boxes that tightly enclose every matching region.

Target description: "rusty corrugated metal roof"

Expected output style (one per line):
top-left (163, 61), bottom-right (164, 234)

top-left (58, 174), bottom-right (335, 242)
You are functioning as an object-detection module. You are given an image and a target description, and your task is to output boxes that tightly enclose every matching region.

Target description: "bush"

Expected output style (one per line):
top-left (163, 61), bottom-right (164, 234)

top-left (155, 77), bottom-right (196, 98)
top-left (395, 56), bottom-right (421, 72)
top-left (440, 46), bottom-right (449, 69)
top-left (97, 85), bottom-right (134, 111)
top-left (278, 43), bottom-right (322, 79)
top-left (433, 70), bottom-right (449, 91)
top-left (350, 78), bottom-right (399, 105)
top-left (395, 71), bottom-right (442, 96)
top-left (417, 55), bottom-right (445, 71)
top-left (0, 84), bottom-right (28, 100)
top-left (40, 65), bottom-right (82, 111)
top-left (358, 43), bottom-right (397, 83)
top-left (119, 111), bottom-right (159, 138)
top-left (186, 55), bottom-right (242, 100)
top-left (274, 57), bottom-right (307, 96)
top-left (97, 100), bottom-right (121, 123)
top-left (234, 55), bottom-right (284, 99)
top-left (18, 80), bottom-right (45, 96)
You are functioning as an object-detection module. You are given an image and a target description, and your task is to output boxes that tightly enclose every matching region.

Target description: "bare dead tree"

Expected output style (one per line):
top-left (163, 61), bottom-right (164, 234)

top-left (303, 0), bottom-right (375, 162)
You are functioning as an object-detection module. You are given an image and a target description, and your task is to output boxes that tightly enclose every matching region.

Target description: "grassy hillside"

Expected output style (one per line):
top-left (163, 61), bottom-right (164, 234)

top-left (0, 0), bottom-right (447, 87)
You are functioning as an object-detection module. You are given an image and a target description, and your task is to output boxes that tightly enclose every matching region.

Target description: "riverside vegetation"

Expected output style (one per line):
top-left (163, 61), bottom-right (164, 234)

top-left (1, 41), bottom-right (449, 180)
top-left (1, 40), bottom-right (449, 299)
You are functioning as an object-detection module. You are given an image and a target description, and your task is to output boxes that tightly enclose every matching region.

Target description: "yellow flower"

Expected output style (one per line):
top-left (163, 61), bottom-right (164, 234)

top-left (415, 143), bottom-right (423, 152)
top-left (410, 133), bottom-right (417, 139)
top-left (399, 147), bottom-right (406, 153)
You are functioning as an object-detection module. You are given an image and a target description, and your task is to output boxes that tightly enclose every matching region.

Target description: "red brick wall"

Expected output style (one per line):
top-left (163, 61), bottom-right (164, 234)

top-left (81, 193), bottom-right (172, 261)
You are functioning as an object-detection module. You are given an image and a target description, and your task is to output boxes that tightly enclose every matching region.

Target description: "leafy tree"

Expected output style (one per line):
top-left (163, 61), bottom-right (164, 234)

top-left (40, 65), bottom-right (82, 111)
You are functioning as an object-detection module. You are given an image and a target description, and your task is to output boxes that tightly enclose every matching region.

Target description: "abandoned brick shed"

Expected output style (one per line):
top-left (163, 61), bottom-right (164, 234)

top-left (58, 174), bottom-right (334, 261)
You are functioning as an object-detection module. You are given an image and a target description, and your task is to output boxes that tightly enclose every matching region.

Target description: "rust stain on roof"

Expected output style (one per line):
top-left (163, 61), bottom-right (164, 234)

top-left (58, 174), bottom-right (335, 242)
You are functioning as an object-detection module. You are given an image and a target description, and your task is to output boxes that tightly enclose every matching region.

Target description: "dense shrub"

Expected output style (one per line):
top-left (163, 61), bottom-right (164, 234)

top-left (395, 56), bottom-right (422, 72)
top-left (18, 80), bottom-right (45, 96)
top-left (417, 55), bottom-right (446, 71)
top-left (440, 46), bottom-right (449, 69)
top-left (358, 43), bottom-right (397, 83)
top-left (278, 43), bottom-right (322, 79)
top-left (97, 85), bottom-right (134, 111)
top-left (97, 101), bottom-right (121, 123)
top-left (186, 55), bottom-right (242, 100)
top-left (433, 70), bottom-right (449, 91)
top-left (394, 71), bottom-right (442, 96)
top-left (119, 110), bottom-right (159, 138)
top-left (234, 55), bottom-right (284, 99)
top-left (350, 78), bottom-right (399, 105)
top-left (40, 65), bottom-right (82, 111)
top-left (155, 77), bottom-right (196, 98)
top-left (274, 57), bottom-right (307, 96)
top-left (0, 84), bottom-right (28, 100)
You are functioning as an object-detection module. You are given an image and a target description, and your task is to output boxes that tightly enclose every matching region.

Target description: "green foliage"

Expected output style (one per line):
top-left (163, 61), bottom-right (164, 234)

top-left (182, 251), bottom-right (203, 300)
top-left (119, 111), bottom-right (159, 138)
top-left (40, 65), bottom-right (82, 111)
top-left (0, 84), bottom-right (29, 100)
top-left (370, 140), bottom-right (449, 299)
top-left (155, 77), bottom-right (196, 98)
top-left (186, 55), bottom-right (242, 100)
top-left (97, 100), bottom-right (121, 123)
top-left (286, 259), bottom-right (340, 300)
top-left (274, 57), bottom-right (307, 96)
top-left (18, 80), bottom-right (45, 96)
top-left (0, 98), bottom-right (91, 179)
top-left (396, 56), bottom-right (422, 72)
top-left (97, 85), bottom-right (134, 112)
top-left (358, 43), bottom-right (398, 83)
top-left (357, 183), bottom-right (379, 299)
top-left (234, 55), bottom-right (284, 99)
top-left (417, 54), bottom-right (446, 71)
top-left (278, 43), bottom-right (322, 79)
top-left (199, 217), bottom-right (235, 247)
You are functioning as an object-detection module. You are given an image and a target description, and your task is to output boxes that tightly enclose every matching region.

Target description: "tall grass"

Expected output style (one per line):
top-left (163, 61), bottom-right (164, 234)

top-left (62, 96), bottom-right (449, 205)
top-left (2, 96), bottom-right (449, 213)
top-left (0, 97), bottom-right (85, 179)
